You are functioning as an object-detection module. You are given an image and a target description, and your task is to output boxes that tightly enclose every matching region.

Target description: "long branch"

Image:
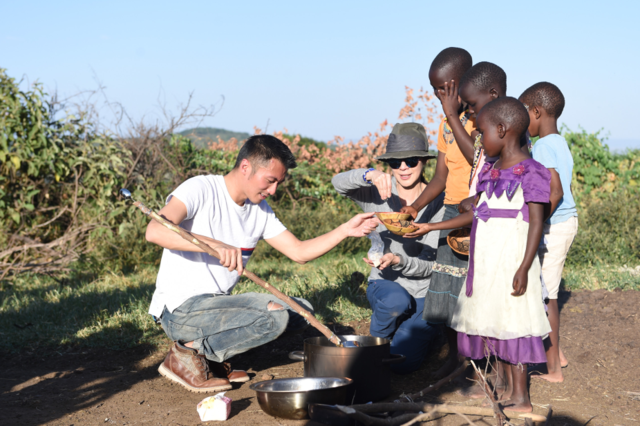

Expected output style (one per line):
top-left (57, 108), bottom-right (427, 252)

top-left (130, 200), bottom-right (344, 346)
top-left (342, 402), bottom-right (547, 423)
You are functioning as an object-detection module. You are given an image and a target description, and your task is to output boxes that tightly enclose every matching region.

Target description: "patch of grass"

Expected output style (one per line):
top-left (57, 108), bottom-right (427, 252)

top-left (562, 264), bottom-right (640, 292)
top-left (235, 250), bottom-right (373, 324)
top-left (0, 253), bottom-right (375, 353)
top-left (3, 250), bottom-right (638, 354)
top-left (0, 267), bottom-right (167, 353)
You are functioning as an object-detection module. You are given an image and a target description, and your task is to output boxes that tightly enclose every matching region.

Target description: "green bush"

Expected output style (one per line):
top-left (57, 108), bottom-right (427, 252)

top-left (2, 65), bottom-right (640, 281)
top-left (565, 127), bottom-right (640, 199)
top-left (567, 191), bottom-right (640, 266)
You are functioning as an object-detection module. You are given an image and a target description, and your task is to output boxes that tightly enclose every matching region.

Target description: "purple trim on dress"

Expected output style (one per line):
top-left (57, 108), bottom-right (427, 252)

top-left (457, 332), bottom-right (547, 365)
top-left (466, 202), bottom-right (529, 296)
top-left (465, 159), bottom-right (551, 297)
top-left (475, 159), bottom-right (551, 204)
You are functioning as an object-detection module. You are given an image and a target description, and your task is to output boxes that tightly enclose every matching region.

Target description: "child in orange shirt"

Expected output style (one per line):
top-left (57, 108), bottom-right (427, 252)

top-left (401, 47), bottom-right (474, 378)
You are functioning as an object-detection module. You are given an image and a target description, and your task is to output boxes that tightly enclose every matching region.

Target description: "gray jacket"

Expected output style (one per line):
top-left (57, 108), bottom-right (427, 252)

top-left (331, 169), bottom-right (445, 298)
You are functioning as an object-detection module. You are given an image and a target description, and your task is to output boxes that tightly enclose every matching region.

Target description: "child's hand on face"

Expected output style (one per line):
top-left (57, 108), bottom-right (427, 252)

top-left (438, 80), bottom-right (462, 119)
top-left (511, 267), bottom-right (529, 296)
top-left (402, 222), bottom-right (431, 239)
top-left (362, 253), bottom-right (398, 270)
top-left (400, 205), bottom-right (418, 220)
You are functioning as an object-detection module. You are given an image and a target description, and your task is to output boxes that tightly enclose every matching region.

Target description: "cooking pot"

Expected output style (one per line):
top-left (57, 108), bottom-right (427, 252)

top-left (249, 377), bottom-right (353, 420)
top-left (288, 335), bottom-right (405, 403)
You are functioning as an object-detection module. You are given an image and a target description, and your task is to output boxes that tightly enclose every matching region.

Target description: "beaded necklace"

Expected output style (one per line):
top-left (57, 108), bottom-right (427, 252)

top-left (443, 112), bottom-right (470, 145)
top-left (468, 133), bottom-right (484, 186)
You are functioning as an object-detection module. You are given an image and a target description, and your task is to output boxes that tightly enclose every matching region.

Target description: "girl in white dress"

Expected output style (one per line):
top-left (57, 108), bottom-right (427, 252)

top-left (410, 97), bottom-right (551, 413)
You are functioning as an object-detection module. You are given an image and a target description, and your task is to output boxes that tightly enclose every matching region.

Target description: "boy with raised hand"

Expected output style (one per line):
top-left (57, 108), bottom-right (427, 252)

top-left (400, 47), bottom-right (474, 378)
top-left (520, 82), bottom-right (578, 383)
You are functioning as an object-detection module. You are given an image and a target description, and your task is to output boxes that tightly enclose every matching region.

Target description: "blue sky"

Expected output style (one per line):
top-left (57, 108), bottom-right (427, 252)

top-left (3, 1), bottom-right (639, 150)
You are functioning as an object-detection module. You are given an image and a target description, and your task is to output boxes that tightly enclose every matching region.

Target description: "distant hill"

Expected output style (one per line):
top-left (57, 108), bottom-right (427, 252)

top-left (179, 127), bottom-right (251, 149)
top-left (179, 127), bottom-right (328, 150)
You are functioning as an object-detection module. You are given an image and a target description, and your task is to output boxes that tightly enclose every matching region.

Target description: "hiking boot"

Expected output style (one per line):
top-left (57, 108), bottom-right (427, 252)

top-left (158, 342), bottom-right (232, 393)
top-left (209, 361), bottom-right (250, 383)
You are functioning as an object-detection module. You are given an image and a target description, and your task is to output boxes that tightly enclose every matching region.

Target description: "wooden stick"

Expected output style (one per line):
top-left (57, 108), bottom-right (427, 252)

top-left (334, 407), bottom-right (424, 426)
top-left (129, 198), bottom-right (344, 347)
top-left (401, 360), bottom-right (468, 401)
top-left (341, 402), bottom-right (548, 423)
top-left (469, 359), bottom-right (505, 425)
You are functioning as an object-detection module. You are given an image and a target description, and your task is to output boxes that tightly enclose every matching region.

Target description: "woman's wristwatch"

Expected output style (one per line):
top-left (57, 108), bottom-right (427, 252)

top-left (363, 168), bottom-right (376, 184)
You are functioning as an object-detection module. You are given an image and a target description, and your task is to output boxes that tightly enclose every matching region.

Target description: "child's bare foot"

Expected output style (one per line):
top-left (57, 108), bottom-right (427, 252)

top-left (532, 370), bottom-right (564, 383)
top-left (500, 398), bottom-right (533, 413)
top-left (457, 384), bottom-right (487, 399)
top-left (559, 348), bottom-right (569, 368)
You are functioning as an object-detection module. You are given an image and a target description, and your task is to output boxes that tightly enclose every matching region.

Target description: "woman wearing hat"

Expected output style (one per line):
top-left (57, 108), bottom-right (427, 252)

top-left (331, 123), bottom-right (445, 373)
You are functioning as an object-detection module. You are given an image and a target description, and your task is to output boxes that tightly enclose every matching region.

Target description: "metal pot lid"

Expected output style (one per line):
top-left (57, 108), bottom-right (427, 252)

top-left (304, 335), bottom-right (390, 348)
top-left (250, 377), bottom-right (353, 393)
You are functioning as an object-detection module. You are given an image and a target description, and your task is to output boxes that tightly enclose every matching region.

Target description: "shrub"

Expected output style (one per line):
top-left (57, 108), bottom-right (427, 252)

top-left (0, 69), bottom-right (130, 277)
top-left (567, 191), bottom-right (640, 266)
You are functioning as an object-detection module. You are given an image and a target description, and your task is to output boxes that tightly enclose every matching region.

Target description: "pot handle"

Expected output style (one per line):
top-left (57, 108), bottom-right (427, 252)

top-left (288, 351), bottom-right (305, 361)
top-left (381, 354), bottom-right (406, 364)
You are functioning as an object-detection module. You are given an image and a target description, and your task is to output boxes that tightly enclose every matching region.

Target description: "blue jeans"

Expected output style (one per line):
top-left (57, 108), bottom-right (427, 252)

top-left (160, 292), bottom-right (313, 363)
top-left (367, 279), bottom-right (438, 374)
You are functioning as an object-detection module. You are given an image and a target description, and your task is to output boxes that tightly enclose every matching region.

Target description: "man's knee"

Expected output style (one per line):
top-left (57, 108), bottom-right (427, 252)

top-left (268, 301), bottom-right (284, 311)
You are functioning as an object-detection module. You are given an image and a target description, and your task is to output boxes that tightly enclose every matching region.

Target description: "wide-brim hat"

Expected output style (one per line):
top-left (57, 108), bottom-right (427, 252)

top-left (376, 122), bottom-right (437, 160)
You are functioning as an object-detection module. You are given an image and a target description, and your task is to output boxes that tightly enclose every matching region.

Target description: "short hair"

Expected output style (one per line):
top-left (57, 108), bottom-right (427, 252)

top-left (430, 47), bottom-right (473, 81)
top-left (519, 82), bottom-right (565, 119)
top-left (460, 61), bottom-right (507, 95)
top-left (234, 135), bottom-right (297, 170)
top-left (478, 97), bottom-right (530, 138)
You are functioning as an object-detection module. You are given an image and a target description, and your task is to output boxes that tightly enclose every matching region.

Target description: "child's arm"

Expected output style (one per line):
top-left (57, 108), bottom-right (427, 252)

top-left (512, 202), bottom-right (545, 296)
top-left (544, 169), bottom-right (564, 221)
top-left (403, 210), bottom-right (473, 239)
top-left (400, 152), bottom-right (448, 219)
top-left (458, 195), bottom-right (478, 214)
top-left (439, 80), bottom-right (475, 165)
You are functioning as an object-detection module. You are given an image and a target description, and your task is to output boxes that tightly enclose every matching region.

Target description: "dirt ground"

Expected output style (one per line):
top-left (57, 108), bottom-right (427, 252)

top-left (2, 288), bottom-right (639, 426)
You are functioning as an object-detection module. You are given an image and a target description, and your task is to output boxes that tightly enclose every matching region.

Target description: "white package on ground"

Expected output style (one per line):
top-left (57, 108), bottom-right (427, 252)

top-left (197, 392), bottom-right (232, 421)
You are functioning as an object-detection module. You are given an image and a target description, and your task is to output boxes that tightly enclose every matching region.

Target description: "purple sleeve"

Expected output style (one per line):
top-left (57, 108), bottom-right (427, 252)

top-left (474, 161), bottom-right (494, 195)
top-left (522, 159), bottom-right (551, 204)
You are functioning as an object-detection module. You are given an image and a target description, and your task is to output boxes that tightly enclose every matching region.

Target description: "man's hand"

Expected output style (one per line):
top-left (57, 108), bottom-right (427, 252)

top-left (438, 80), bottom-right (462, 118)
top-left (212, 242), bottom-right (244, 274)
top-left (362, 253), bottom-right (399, 270)
top-left (367, 169), bottom-right (393, 200)
top-left (400, 205), bottom-right (419, 220)
top-left (402, 222), bottom-right (432, 238)
top-left (511, 267), bottom-right (528, 296)
top-left (343, 212), bottom-right (380, 237)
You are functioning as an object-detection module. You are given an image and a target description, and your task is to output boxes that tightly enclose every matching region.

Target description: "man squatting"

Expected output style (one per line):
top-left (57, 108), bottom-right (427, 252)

top-left (145, 135), bottom-right (380, 392)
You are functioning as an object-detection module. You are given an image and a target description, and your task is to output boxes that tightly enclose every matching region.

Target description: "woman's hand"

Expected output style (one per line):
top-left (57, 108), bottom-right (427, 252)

top-left (362, 253), bottom-right (399, 270)
top-left (366, 169), bottom-right (393, 200)
top-left (400, 205), bottom-right (418, 220)
top-left (402, 222), bottom-right (431, 238)
top-left (438, 80), bottom-right (462, 119)
top-left (511, 267), bottom-right (528, 296)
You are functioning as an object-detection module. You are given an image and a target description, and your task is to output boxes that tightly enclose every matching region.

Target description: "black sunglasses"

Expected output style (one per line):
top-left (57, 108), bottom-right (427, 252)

top-left (384, 157), bottom-right (421, 169)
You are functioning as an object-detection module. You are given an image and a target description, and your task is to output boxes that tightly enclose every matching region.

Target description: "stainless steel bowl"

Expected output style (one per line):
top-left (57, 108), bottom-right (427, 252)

top-left (249, 377), bottom-right (354, 420)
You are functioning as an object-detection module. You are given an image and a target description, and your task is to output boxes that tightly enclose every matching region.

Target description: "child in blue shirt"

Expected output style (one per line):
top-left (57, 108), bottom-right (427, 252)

top-left (520, 82), bottom-right (578, 383)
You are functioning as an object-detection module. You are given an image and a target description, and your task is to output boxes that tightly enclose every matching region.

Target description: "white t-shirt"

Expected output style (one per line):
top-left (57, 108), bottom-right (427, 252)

top-left (148, 175), bottom-right (287, 317)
